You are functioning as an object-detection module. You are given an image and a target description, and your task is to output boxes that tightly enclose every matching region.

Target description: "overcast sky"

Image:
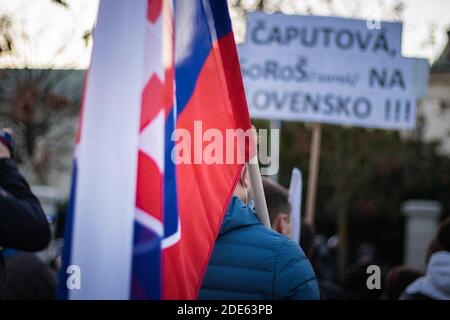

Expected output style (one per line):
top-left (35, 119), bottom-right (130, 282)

top-left (0, 0), bottom-right (449, 69)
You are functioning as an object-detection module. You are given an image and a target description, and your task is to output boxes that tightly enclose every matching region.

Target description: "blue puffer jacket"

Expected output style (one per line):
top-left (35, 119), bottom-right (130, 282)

top-left (199, 196), bottom-right (320, 300)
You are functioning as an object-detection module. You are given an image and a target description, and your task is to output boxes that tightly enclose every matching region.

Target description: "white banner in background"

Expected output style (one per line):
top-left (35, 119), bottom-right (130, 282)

top-left (239, 13), bottom-right (429, 130)
top-left (289, 168), bottom-right (302, 245)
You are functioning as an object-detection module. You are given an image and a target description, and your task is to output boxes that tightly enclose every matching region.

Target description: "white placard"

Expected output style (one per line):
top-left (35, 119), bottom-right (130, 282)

top-left (245, 12), bottom-right (403, 57)
top-left (239, 13), bottom-right (429, 130)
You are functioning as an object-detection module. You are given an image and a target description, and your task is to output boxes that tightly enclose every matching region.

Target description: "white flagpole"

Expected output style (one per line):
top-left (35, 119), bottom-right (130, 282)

top-left (248, 161), bottom-right (271, 228)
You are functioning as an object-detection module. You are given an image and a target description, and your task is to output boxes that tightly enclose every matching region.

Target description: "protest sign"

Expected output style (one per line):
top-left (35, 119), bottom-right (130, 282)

top-left (239, 13), bottom-right (429, 130)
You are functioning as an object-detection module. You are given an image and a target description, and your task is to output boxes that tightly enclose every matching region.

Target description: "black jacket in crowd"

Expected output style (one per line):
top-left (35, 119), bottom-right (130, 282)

top-left (0, 158), bottom-right (51, 293)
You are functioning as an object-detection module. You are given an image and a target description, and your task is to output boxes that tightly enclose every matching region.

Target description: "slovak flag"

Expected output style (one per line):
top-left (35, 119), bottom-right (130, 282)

top-left (58, 0), bottom-right (253, 299)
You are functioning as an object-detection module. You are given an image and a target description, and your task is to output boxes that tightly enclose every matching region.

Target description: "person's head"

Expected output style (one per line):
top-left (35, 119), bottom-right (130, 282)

top-left (233, 165), bottom-right (253, 206)
top-left (262, 177), bottom-right (292, 237)
top-left (383, 266), bottom-right (422, 300)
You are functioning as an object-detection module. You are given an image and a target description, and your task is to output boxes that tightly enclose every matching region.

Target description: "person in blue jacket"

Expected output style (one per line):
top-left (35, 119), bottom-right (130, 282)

top-left (199, 165), bottom-right (319, 300)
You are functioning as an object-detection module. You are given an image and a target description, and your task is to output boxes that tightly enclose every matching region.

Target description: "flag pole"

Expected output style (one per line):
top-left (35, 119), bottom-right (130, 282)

top-left (305, 123), bottom-right (322, 225)
top-left (248, 161), bottom-right (271, 228)
top-left (248, 127), bottom-right (271, 228)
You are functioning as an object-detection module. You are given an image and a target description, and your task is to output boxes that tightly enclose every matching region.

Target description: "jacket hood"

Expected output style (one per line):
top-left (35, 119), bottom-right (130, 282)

top-left (219, 196), bottom-right (261, 234)
top-left (405, 251), bottom-right (450, 300)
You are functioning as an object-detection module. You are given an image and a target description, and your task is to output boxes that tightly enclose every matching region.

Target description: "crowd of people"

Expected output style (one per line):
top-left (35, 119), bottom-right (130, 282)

top-left (0, 129), bottom-right (449, 300)
top-left (257, 176), bottom-right (450, 300)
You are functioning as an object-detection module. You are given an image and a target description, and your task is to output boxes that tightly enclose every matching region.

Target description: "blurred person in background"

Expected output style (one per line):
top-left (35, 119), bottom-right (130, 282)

top-left (0, 129), bottom-right (51, 299)
top-left (302, 224), bottom-right (346, 300)
top-left (381, 266), bottom-right (422, 300)
top-left (261, 177), bottom-right (292, 237)
top-left (199, 167), bottom-right (319, 300)
top-left (311, 235), bottom-right (339, 284)
top-left (400, 217), bottom-right (450, 300)
top-left (345, 242), bottom-right (383, 300)
top-left (262, 177), bottom-right (345, 299)
top-left (3, 252), bottom-right (57, 300)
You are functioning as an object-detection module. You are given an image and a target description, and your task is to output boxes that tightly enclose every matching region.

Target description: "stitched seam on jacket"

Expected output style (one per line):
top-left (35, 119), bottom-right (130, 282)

top-left (206, 263), bottom-right (273, 274)
top-left (200, 287), bottom-right (264, 297)
top-left (272, 238), bottom-right (289, 299)
top-left (215, 241), bottom-right (279, 252)
top-left (295, 275), bottom-right (317, 289)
